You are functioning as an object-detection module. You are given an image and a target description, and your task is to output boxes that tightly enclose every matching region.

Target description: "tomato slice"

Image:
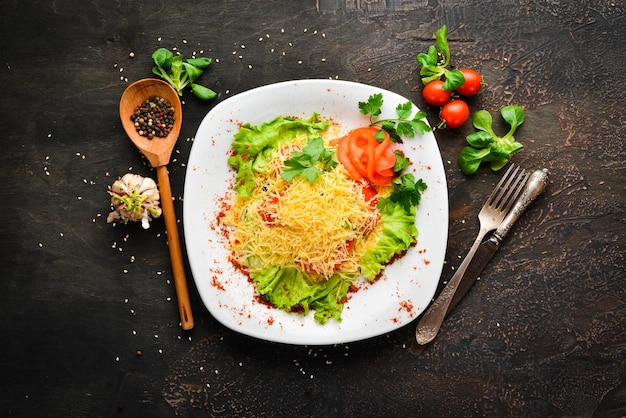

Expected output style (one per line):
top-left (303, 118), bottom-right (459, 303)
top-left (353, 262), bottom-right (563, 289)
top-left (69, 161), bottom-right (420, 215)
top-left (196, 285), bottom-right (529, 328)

top-left (336, 127), bottom-right (396, 186)
top-left (337, 134), bottom-right (362, 180)
top-left (361, 183), bottom-right (378, 207)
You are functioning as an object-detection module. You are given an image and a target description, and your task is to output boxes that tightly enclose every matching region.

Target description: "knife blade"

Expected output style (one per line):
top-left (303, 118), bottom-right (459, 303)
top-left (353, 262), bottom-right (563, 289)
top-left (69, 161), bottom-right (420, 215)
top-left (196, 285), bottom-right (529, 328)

top-left (446, 168), bottom-right (549, 315)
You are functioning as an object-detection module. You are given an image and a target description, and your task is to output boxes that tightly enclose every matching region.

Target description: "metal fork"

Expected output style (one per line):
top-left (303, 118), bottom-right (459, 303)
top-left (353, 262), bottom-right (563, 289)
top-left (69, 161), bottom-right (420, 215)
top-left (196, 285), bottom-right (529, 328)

top-left (415, 164), bottom-right (529, 345)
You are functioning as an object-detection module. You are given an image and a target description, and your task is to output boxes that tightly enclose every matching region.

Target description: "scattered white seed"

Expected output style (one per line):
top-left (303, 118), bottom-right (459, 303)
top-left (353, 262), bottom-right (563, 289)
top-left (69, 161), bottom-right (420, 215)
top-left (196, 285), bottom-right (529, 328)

top-left (115, 357), bottom-right (120, 362)
top-left (248, 64), bottom-right (253, 69)
top-left (182, 39), bottom-right (187, 43)
top-left (297, 60), bottom-right (303, 65)
top-left (38, 242), bottom-right (43, 248)
top-left (129, 52), bottom-right (135, 58)
top-left (157, 37), bottom-right (162, 42)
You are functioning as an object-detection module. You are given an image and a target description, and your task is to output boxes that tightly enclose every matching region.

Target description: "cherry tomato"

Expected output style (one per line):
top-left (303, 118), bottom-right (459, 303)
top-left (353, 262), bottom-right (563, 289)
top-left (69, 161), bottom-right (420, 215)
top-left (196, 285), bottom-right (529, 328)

top-left (440, 99), bottom-right (470, 129)
top-left (455, 69), bottom-right (482, 96)
top-left (422, 80), bottom-right (451, 106)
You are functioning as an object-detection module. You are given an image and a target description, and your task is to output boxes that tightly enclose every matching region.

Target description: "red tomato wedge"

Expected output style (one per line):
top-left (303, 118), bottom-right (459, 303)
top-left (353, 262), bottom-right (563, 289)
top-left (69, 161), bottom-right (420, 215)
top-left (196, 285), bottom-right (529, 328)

top-left (336, 127), bottom-right (396, 186)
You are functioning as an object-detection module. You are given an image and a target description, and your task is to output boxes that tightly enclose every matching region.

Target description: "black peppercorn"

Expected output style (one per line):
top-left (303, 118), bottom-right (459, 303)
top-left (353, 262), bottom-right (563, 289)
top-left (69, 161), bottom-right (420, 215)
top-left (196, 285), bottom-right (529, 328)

top-left (131, 96), bottom-right (175, 139)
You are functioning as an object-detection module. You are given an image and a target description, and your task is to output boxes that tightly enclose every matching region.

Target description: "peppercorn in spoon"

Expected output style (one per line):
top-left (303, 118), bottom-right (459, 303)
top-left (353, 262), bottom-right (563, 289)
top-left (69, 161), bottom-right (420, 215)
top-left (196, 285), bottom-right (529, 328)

top-left (120, 78), bottom-right (193, 330)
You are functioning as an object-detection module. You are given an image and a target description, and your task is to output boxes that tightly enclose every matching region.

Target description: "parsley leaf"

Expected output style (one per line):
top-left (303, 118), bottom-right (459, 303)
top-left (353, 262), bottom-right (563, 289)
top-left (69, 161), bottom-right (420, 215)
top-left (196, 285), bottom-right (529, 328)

top-left (383, 173), bottom-right (428, 212)
top-left (358, 94), bottom-right (432, 143)
top-left (281, 137), bottom-right (337, 182)
top-left (358, 93), bottom-right (384, 117)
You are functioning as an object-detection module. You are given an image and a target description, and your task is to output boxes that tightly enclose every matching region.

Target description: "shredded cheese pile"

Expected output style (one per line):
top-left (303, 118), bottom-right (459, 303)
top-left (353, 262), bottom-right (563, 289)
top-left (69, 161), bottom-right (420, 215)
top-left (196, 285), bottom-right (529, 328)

top-left (222, 134), bottom-right (381, 283)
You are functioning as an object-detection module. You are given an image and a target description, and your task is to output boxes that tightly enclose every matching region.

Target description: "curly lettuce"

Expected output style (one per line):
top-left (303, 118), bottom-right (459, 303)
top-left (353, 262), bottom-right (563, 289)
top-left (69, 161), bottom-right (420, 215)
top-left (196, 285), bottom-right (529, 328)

top-left (250, 267), bottom-right (352, 324)
top-left (228, 114), bottom-right (331, 197)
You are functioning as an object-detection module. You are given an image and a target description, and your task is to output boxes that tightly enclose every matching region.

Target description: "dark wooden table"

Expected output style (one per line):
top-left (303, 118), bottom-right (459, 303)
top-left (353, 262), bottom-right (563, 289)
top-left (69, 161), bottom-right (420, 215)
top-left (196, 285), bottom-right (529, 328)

top-left (2, 1), bottom-right (625, 417)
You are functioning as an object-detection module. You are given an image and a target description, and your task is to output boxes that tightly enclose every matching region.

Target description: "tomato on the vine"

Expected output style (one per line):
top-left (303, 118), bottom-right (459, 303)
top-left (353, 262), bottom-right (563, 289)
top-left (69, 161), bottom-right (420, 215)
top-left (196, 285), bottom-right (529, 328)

top-left (455, 69), bottom-right (482, 96)
top-left (422, 80), bottom-right (451, 106)
top-left (440, 99), bottom-right (470, 129)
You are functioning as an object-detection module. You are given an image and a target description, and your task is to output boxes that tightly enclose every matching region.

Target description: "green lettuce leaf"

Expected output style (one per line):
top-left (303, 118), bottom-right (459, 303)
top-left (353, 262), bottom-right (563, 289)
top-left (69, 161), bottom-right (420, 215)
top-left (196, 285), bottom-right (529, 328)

top-left (250, 266), bottom-right (353, 324)
top-left (360, 200), bottom-right (418, 279)
top-left (228, 114), bottom-right (331, 196)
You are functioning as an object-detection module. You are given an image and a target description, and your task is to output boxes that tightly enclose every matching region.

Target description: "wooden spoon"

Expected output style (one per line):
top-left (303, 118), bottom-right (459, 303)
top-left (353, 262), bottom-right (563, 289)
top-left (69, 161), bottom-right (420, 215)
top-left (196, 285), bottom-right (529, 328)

top-left (120, 78), bottom-right (193, 330)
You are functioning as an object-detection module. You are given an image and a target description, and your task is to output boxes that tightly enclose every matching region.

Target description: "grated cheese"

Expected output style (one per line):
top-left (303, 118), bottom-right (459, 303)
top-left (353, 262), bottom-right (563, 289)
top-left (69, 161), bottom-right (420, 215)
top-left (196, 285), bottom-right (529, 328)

top-left (222, 133), bottom-right (382, 283)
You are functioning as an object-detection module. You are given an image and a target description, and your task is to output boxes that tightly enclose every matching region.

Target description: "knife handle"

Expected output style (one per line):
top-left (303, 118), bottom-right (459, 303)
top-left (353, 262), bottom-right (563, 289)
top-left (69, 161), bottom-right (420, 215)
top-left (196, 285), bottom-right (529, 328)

top-left (492, 169), bottom-right (549, 244)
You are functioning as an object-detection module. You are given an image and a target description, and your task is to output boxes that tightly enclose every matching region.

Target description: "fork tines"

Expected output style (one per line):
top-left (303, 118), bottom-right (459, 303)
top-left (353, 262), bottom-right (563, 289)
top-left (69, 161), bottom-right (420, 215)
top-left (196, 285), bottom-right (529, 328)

top-left (488, 164), bottom-right (530, 212)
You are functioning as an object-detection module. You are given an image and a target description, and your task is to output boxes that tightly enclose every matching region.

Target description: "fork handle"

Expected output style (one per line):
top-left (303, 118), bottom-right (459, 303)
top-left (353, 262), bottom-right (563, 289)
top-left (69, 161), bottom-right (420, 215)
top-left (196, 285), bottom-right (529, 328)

top-left (415, 229), bottom-right (488, 345)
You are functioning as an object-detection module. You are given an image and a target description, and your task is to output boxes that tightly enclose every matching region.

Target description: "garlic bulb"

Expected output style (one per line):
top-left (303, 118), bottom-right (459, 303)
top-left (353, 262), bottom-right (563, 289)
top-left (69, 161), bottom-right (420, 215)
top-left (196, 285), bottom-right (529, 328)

top-left (107, 173), bottom-right (162, 229)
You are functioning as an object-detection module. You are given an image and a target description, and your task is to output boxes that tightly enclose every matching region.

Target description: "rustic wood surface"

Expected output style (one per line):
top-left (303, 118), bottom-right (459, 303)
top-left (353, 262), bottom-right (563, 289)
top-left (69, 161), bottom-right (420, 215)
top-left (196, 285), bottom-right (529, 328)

top-left (1, 1), bottom-right (624, 417)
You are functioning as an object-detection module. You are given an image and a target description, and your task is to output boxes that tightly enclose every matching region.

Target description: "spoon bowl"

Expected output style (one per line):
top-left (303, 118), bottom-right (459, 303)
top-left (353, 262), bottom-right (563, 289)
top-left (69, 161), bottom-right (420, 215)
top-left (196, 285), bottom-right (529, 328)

top-left (119, 78), bottom-right (193, 330)
top-left (119, 78), bottom-right (183, 167)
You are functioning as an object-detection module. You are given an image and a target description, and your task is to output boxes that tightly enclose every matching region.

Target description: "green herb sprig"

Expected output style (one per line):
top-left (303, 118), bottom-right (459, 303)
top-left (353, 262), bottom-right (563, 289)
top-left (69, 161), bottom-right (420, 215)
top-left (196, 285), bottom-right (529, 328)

top-left (281, 137), bottom-right (337, 182)
top-left (458, 105), bottom-right (525, 175)
top-left (151, 48), bottom-right (217, 100)
top-left (379, 173), bottom-right (428, 212)
top-left (416, 25), bottom-right (465, 91)
top-left (358, 93), bottom-right (431, 143)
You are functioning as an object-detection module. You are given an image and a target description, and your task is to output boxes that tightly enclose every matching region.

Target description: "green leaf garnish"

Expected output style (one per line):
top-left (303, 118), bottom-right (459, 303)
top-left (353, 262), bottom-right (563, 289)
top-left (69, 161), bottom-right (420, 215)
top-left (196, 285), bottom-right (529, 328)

top-left (415, 25), bottom-right (466, 91)
top-left (281, 137), bottom-right (337, 182)
top-left (358, 93), bottom-right (432, 143)
top-left (458, 105), bottom-right (525, 175)
top-left (151, 47), bottom-right (216, 100)
top-left (379, 173), bottom-right (428, 212)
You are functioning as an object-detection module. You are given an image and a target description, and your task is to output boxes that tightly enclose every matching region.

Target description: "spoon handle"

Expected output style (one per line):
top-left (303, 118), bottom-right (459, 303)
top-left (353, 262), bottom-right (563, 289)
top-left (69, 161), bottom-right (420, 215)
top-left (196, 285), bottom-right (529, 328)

top-left (157, 166), bottom-right (194, 330)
